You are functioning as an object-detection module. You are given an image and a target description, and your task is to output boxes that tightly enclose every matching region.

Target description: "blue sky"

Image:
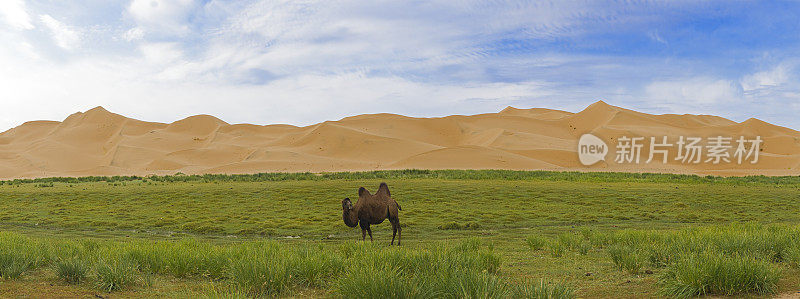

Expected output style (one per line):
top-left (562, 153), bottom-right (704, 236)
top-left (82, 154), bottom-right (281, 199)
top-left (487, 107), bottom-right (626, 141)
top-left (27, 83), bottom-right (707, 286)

top-left (1, 1), bottom-right (799, 130)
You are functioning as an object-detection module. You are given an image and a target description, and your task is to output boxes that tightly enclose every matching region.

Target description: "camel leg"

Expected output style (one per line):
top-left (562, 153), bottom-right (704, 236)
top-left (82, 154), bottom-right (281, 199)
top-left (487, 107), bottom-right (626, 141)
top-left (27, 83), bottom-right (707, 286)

top-left (391, 223), bottom-right (397, 245)
top-left (367, 226), bottom-right (373, 242)
top-left (360, 221), bottom-right (369, 242)
top-left (389, 218), bottom-right (402, 246)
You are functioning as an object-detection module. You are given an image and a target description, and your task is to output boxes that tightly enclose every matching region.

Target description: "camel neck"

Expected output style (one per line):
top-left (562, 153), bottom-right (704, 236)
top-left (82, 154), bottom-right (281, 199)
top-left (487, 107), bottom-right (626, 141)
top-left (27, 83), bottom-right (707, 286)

top-left (343, 209), bottom-right (359, 227)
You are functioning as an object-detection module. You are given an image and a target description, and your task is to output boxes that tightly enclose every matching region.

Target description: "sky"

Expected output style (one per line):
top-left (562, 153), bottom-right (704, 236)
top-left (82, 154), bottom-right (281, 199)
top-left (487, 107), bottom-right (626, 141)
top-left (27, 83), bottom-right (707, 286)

top-left (1, 0), bottom-right (800, 130)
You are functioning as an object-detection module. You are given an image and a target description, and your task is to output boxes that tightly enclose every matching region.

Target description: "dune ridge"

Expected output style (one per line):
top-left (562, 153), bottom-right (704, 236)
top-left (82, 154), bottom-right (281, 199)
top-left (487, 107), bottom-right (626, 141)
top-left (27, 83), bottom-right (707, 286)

top-left (1, 101), bottom-right (798, 179)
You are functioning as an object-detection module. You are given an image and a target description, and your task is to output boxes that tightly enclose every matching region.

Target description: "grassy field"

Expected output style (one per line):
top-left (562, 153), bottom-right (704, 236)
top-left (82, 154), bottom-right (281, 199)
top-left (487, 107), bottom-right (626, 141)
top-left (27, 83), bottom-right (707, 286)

top-left (0, 170), bottom-right (799, 298)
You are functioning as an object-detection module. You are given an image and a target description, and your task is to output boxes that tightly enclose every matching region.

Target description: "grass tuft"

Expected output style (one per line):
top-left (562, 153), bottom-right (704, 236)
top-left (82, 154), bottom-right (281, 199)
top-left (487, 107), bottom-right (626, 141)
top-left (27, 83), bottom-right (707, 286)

top-left (94, 258), bottom-right (139, 292)
top-left (513, 279), bottom-right (575, 299)
top-left (0, 232), bottom-right (43, 279)
top-left (600, 223), bottom-right (795, 297)
top-left (547, 241), bottom-right (566, 258)
top-left (54, 257), bottom-right (89, 284)
top-left (658, 251), bottom-right (780, 297)
top-left (607, 245), bottom-right (644, 274)
top-left (228, 244), bottom-right (290, 297)
top-left (336, 264), bottom-right (428, 299)
top-left (525, 235), bottom-right (548, 251)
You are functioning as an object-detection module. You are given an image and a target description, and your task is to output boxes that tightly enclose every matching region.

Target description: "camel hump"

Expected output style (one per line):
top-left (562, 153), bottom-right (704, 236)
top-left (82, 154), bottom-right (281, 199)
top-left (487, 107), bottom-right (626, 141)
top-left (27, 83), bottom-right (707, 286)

top-left (358, 187), bottom-right (371, 197)
top-left (377, 182), bottom-right (391, 197)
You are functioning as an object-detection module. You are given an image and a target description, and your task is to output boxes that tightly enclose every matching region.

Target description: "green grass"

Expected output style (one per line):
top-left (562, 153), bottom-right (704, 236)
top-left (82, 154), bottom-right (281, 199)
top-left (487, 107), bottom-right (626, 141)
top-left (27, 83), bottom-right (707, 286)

top-left (93, 258), bottom-right (140, 292)
top-left (0, 170), bottom-right (798, 297)
top-left (0, 231), bottom-right (542, 298)
top-left (0, 252), bottom-right (34, 279)
top-left (786, 245), bottom-right (800, 268)
top-left (555, 223), bottom-right (800, 297)
top-left (54, 257), bottom-right (89, 284)
top-left (659, 251), bottom-right (780, 297)
top-left (607, 245), bottom-right (644, 274)
top-left (229, 246), bottom-right (291, 297)
top-left (0, 231), bottom-right (45, 279)
top-left (121, 239), bottom-right (230, 278)
top-left (513, 279), bottom-right (575, 299)
top-left (3, 173), bottom-right (800, 238)
top-left (7, 169), bottom-right (800, 185)
top-left (525, 235), bottom-right (547, 251)
top-left (547, 241), bottom-right (567, 258)
top-left (336, 263), bottom-right (424, 298)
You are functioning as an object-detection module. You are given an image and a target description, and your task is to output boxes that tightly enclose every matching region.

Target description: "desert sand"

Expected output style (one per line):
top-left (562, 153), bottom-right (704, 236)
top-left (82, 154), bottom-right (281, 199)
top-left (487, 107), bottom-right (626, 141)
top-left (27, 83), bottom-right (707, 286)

top-left (0, 101), bottom-right (798, 179)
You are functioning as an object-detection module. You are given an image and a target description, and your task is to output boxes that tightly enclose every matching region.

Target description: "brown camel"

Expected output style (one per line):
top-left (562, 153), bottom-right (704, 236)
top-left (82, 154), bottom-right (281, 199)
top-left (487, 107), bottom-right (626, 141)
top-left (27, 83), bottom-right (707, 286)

top-left (341, 182), bottom-right (402, 245)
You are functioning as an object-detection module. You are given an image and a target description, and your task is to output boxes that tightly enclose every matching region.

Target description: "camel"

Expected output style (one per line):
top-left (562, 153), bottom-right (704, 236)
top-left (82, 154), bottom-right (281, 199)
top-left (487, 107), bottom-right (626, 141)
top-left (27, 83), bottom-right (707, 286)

top-left (341, 182), bottom-right (402, 245)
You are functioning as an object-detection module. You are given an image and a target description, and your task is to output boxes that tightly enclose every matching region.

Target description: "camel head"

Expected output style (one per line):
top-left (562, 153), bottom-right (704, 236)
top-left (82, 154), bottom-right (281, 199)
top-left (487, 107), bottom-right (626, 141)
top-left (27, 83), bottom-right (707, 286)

top-left (342, 197), bottom-right (359, 227)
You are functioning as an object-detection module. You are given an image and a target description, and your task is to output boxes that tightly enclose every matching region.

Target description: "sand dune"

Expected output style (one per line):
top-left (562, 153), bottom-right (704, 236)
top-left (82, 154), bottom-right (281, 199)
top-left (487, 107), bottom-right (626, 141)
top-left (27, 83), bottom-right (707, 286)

top-left (1, 102), bottom-right (799, 179)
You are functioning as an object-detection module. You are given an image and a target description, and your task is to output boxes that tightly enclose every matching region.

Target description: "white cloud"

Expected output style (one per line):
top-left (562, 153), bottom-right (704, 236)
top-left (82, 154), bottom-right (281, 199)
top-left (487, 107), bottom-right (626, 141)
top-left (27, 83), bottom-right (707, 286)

top-left (645, 78), bottom-right (743, 106)
top-left (140, 42), bottom-right (183, 64)
top-left (648, 31), bottom-right (667, 45)
top-left (123, 27), bottom-right (145, 41)
top-left (128, 0), bottom-right (196, 36)
top-left (639, 77), bottom-right (750, 120)
top-left (633, 65), bottom-right (800, 129)
top-left (0, 0), bottom-right (33, 30)
top-left (39, 15), bottom-right (80, 50)
top-left (202, 0), bottom-right (675, 81)
top-left (741, 64), bottom-right (791, 91)
top-left (0, 48), bottom-right (551, 130)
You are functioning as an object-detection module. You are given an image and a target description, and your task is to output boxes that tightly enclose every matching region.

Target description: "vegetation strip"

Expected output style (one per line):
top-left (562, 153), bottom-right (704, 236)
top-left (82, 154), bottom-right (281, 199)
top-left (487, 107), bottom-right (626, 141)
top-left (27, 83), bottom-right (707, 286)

top-left (0, 233), bottom-right (574, 298)
top-left (525, 223), bottom-right (799, 297)
top-left (5, 169), bottom-right (800, 185)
